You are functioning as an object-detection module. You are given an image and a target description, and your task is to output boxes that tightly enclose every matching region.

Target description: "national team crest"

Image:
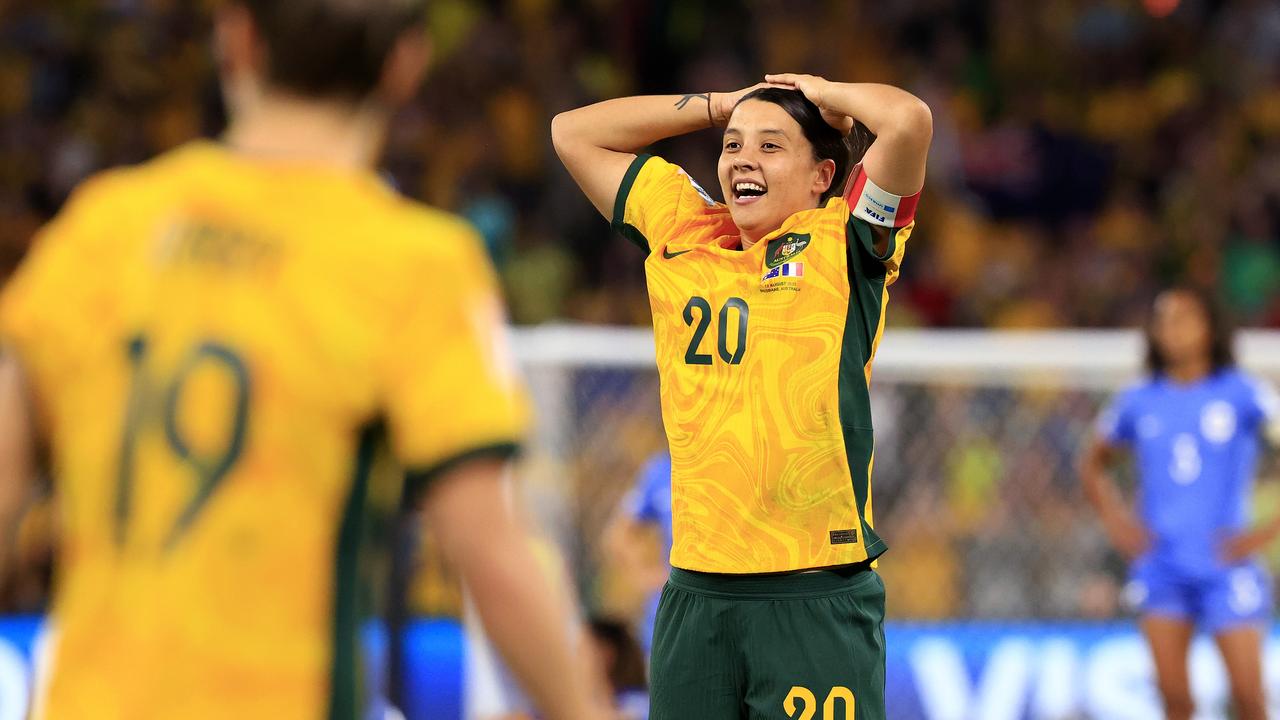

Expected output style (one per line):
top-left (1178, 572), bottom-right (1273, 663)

top-left (765, 233), bottom-right (811, 268)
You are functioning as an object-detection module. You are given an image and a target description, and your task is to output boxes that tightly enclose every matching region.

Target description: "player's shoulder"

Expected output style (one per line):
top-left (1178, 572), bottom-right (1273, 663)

top-left (393, 201), bottom-right (480, 240)
top-left (630, 153), bottom-right (676, 185)
top-left (30, 157), bottom-right (175, 261)
top-left (1214, 366), bottom-right (1260, 386)
top-left (1215, 367), bottom-right (1276, 401)
top-left (55, 159), bottom-right (160, 220)
top-left (59, 142), bottom-right (227, 215)
top-left (380, 200), bottom-right (489, 266)
top-left (1117, 376), bottom-right (1161, 405)
top-left (818, 195), bottom-right (864, 235)
top-left (1202, 367), bottom-right (1245, 395)
top-left (633, 154), bottom-right (722, 209)
top-left (125, 140), bottom-right (229, 188)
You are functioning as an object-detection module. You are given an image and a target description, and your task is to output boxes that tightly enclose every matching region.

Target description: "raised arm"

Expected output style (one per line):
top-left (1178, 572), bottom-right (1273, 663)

top-left (551, 85), bottom-right (766, 218)
top-left (765, 74), bottom-right (933, 195)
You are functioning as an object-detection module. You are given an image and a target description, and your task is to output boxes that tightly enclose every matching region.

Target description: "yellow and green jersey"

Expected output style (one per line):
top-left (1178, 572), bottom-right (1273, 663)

top-left (613, 154), bottom-right (912, 574)
top-left (0, 141), bottom-right (528, 719)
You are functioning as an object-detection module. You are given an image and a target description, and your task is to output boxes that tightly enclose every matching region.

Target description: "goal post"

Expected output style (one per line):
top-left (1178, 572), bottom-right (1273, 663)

top-left (508, 325), bottom-right (1280, 619)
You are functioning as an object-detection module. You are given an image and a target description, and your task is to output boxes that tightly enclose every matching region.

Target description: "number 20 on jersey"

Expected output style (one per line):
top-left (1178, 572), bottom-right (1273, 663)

top-left (683, 296), bottom-right (748, 365)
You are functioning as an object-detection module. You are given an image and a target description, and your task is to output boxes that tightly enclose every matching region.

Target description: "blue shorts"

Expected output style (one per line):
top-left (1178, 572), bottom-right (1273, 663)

top-left (1124, 559), bottom-right (1272, 635)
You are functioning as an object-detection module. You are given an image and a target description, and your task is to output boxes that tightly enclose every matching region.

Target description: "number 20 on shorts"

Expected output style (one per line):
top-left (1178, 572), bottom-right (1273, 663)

top-left (785, 686), bottom-right (856, 720)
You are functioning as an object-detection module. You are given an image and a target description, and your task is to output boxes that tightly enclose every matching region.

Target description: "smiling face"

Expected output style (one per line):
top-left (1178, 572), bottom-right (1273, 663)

top-left (717, 99), bottom-right (836, 243)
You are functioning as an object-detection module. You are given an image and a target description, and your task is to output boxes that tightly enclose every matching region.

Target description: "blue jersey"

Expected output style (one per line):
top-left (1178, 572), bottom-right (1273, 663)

top-left (622, 452), bottom-right (674, 562)
top-left (621, 452), bottom-right (672, 655)
top-left (1098, 368), bottom-right (1279, 576)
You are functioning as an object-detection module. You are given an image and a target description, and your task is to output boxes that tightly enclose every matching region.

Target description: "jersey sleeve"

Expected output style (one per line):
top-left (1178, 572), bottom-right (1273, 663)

top-left (842, 164), bottom-right (915, 287)
top-left (0, 175), bottom-right (114, 421)
top-left (382, 227), bottom-right (530, 496)
top-left (612, 154), bottom-right (720, 254)
top-left (1241, 375), bottom-right (1280, 434)
top-left (1096, 387), bottom-right (1139, 446)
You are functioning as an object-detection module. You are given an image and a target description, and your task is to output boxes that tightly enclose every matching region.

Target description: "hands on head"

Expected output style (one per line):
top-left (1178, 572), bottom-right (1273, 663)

top-left (708, 82), bottom-right (774, 127)
top-left (711, 75), bottom-right (855, 136)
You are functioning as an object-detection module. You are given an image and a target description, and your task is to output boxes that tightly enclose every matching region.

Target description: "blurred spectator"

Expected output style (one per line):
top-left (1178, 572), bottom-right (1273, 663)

top-left (1, 1), bottom-right (1277, 328)
top-left (600, 451), bottom-right (671, 653)
top-left (585, 618), bottom-right (649, 720)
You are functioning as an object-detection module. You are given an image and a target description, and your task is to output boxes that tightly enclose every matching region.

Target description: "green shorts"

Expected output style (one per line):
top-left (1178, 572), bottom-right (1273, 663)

top-left (650, 565), bottom-right (886, 720)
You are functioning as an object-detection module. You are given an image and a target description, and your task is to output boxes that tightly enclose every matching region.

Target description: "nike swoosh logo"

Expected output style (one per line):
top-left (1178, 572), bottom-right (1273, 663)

top-left (662, 248), bottom-right (692, 259)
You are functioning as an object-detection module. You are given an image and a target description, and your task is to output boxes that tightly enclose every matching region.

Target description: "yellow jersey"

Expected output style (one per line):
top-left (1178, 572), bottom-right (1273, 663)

top-left (0, 141), bottom-right (528, 719)
top-left (613, 154), bottom-right (911, 574)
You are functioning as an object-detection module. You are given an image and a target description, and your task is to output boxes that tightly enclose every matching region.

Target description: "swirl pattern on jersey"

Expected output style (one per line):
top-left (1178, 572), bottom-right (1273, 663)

top-left (616, 155), bottom-right (910, 574)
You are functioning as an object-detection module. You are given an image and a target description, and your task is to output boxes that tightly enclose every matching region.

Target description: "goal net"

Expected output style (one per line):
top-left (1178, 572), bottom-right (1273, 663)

top-left (508, 326), bottom-right (1280, 720)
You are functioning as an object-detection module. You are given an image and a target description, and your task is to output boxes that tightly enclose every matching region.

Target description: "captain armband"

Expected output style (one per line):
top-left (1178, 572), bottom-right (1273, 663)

top-left (846, 165), bottom-right (921, 229)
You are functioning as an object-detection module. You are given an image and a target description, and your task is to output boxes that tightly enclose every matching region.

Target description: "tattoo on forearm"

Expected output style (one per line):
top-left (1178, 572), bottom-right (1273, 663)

top-left (674, 93), bottom-right (709, 110)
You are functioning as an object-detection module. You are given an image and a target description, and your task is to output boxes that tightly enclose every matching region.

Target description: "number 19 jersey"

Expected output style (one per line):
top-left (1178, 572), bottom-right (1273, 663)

top-left (613, 154), bottom-right (913, 574)
top-left (0, 142), bottom-right (528, 719)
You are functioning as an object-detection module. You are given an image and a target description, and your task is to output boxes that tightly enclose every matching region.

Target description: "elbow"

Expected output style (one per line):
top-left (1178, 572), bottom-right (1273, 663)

top-left (1077, 444), bottom-right (1098, 480)
top-left (550, 111), bottom-right (576, 158)
top-left (1078, 442), bottom-right (1107, 491)
top-left (900, 97), bottom-right (933, 144)
top-left (873, 95), bottom-right (932, 157)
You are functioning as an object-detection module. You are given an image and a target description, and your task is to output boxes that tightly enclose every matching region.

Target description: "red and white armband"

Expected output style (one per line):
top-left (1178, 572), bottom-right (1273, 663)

top-left (844, 164), bottom-right (921, 228)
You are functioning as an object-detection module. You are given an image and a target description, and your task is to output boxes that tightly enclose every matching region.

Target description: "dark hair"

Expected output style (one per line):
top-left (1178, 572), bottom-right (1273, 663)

top-left (240, 0), bottom-right (427, 100)
top-left (1144, 285), bottom-right (1236, 375)
top-left (587, 617), bottom-right (647, 692)
top-left (734, 87), bottom-right (872, 202)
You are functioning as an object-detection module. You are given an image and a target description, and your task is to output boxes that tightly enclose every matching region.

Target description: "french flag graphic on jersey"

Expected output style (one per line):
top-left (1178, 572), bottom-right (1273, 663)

top-left (762, 262), bottom-right (803, 281)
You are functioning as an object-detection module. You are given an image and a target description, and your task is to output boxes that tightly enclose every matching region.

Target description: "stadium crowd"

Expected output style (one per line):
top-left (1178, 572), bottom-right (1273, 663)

top-left (1, 0), bottom-right (1278, 625)
top-left (2, 0), bottom-right (1278, 328)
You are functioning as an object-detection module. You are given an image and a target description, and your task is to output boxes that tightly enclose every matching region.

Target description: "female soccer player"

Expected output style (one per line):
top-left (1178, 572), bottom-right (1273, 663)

top-left (553, 75), bottom-right (931, 719)
top-left (0, 1), bottom-right (605, 718)
top-left (1082, 287), bottom-right (1280, 720)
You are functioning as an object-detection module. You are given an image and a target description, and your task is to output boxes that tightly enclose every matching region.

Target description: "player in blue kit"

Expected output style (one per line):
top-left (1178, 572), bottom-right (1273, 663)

top-left (604, 452), bottom-right (674, 654)
top-left (1082, 287), bottom-right (1280, 720)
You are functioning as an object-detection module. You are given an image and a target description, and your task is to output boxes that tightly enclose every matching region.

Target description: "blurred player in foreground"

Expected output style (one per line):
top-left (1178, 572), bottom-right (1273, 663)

top-left (463, 532), bottom-right (607, 720)
top-left (553, 74), bottom-right (931, 719)
top-left (0, 1), bottom-right (603, 718)
top-left (1082, 287), bottom-right (1280, 720)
